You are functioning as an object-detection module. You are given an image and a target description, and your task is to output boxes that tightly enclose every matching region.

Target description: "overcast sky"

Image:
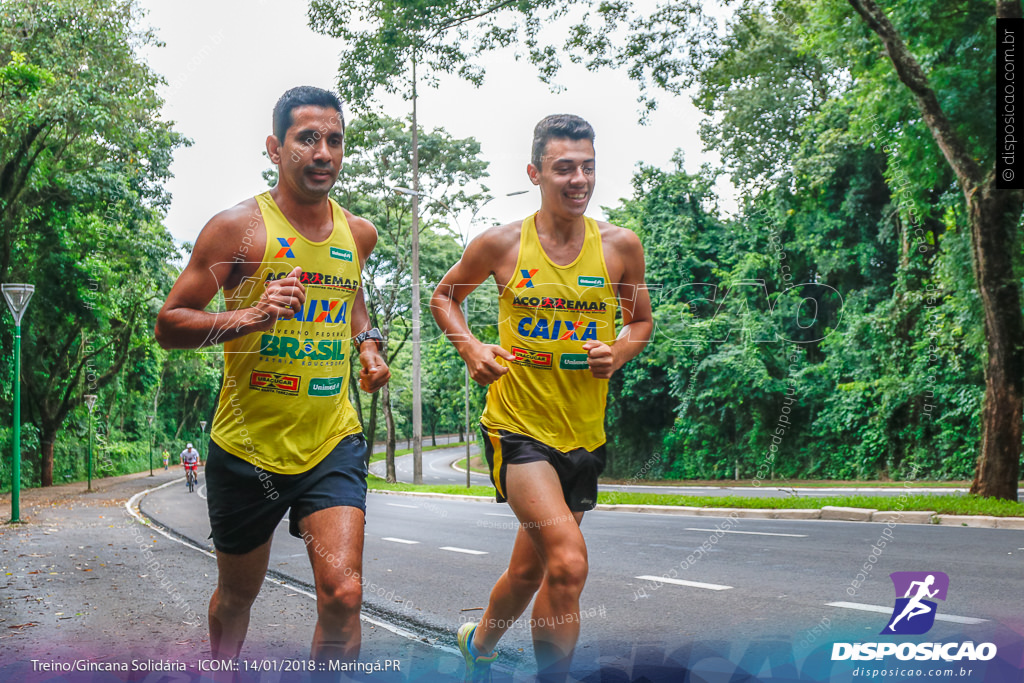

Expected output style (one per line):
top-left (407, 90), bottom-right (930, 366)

top-left (137, 0), bottom-right (733, 248)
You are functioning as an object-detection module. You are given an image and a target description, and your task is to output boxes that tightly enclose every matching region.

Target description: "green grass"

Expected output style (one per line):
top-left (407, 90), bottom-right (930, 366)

top-left (600, 478), bottom-right (973, 489)
top-left (598, 491), bottom-right (1024, 516)
top-left (369, 440), bottom-right (469, 464)
top-left (453, 456), bottom-right (489, 475)
top-left (366, 475), bottom-right (1024, 517)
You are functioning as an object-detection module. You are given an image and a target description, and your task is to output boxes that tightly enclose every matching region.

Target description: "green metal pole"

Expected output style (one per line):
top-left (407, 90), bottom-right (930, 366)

top-left (87, 414), bottom-right (93, 492)
top-left (11, 324), bottom-right (21, 523)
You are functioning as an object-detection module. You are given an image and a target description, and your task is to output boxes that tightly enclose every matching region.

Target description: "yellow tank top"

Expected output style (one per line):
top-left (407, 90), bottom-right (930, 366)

top-left (481, 214), bottom-right (617, 451)
top-left (211, 192), bottom-right (363, 474)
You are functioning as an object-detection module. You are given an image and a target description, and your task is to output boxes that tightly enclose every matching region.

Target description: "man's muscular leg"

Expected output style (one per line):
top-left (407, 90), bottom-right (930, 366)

top-left (209, 540), bottom-right (272, 659)
top-left (300, 506), bottom-right (365, 661)
top-left (473, 461), bottom-right (587, 678)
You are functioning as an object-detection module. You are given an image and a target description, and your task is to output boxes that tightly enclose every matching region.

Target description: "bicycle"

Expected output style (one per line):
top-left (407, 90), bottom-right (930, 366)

top-left (185, 464), bottom-right (198, 493)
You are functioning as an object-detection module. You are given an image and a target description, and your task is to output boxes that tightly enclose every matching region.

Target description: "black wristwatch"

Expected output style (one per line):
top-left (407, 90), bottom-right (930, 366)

top-left (353, 327), bottom-right (384, 351)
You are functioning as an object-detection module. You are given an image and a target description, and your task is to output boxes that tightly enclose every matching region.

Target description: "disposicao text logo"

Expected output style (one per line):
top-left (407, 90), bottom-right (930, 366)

top-left (882, 571), bottom-right (948, 635)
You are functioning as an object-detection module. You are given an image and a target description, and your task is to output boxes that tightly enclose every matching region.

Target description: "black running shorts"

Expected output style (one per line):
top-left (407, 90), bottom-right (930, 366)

top-left (205, 434), bottom-right (369, 555)
top-left (480, 427), bottom-right (606, 512)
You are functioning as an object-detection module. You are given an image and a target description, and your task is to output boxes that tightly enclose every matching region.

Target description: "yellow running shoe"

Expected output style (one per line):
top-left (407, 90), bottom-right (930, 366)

top-left (457, 622), bottom-right (497, 682)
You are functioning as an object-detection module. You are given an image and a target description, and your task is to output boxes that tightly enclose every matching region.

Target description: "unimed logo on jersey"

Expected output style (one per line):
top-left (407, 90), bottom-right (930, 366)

top-left (329, 247), bottom-right (353, 262)
top-left (308, 376), bottom-right (344, 397)
top-left (249, 371), bottom-right (300, 395)
top-left (510, 346), bottom-right (553, 369)
top-left (559, 353), bottom-right (589, 370)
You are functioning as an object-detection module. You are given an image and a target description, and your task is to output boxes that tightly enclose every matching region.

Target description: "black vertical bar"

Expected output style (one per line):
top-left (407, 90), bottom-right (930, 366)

top-left (997, 17), bottom-right (1024, 190)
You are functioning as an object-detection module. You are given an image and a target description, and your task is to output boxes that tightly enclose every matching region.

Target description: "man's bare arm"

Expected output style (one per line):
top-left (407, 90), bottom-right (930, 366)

top-left (583, 229), bottom-right (653, 379)
top-left (155, 205), bottom-right (306, 350)
top-left (430, 230), bottom-right (515, 385)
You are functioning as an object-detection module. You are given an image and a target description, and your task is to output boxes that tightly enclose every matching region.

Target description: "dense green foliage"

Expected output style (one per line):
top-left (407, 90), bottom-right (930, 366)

top-left (592, 0), bottom-right (1014, 486)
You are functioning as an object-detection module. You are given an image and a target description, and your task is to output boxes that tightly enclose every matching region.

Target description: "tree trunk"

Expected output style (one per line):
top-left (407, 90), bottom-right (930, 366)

top-left (40, 432), bottom-right (55, 487)
top-left (367, 391), bottom-right (379, 450)
top-left (382, 383), bottom-right (397, 483)
top-left (968, 177), bottom-right (1024, 499)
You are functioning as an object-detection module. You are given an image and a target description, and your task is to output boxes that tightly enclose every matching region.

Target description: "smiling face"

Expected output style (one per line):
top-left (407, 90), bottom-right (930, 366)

top-left (267, 105), bottom-right (344, 202)
top-left (528, 137), bottom-right (596, 221)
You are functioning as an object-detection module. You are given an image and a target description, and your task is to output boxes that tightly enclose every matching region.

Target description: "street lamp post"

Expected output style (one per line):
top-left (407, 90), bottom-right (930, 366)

top-left (199, 420), bottom-right (207, 464)
top-left (3, 283), bottom-right (34, 524)
top-left (146, 414), bottom-right (155, 476)
top-left (84, 395), bottom-right (98, 492)
top-left (464, 295), bottom-right (472, 488)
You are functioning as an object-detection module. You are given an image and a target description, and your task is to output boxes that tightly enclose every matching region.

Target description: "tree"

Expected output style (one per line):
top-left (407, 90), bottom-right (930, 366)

top-left (0, 0), bottom-right (185, 486)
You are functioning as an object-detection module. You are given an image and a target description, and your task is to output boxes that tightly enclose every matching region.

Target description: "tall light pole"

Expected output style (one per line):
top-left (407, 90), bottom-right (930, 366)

top-left (84, 395), bottom-right (98, 492)
top-left (3, 284), bottom-right (34, 524)
top-left (199, 420), bottom-right (207, 464)
top-left (392, 189), bottom-right (527, 487)
top-left (146, 414), bottom-right (155, 476)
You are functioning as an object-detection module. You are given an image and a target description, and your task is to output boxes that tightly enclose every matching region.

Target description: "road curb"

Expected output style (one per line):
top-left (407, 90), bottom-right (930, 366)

top-left (367, 490), bottom-right (1024, 527)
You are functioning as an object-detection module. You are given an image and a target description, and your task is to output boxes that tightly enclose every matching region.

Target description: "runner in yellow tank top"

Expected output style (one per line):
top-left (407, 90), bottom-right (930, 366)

top-left (210, 190), bottom-right (364, 474)
top-left (155, 87), bottom-right (389, 668)
top-left (432, 115), bottom-right (653, 683)
top-left (481, 212), bottom-right (617, 453)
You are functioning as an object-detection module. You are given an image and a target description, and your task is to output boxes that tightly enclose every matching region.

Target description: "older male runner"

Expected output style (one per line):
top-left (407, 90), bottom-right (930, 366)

top-left (431, 114), bottom-right (652, 682)
top-left (155, 86), bottom-right (389, 666)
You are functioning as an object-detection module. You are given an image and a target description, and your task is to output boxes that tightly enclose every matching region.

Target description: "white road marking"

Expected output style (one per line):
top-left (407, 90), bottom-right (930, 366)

top-left (485, 513), bottom-right (516, 518)
top-left (826, 602), bottom-right (987, 625)
top-left (634, 575), bottom-right (732, 591)
top-left (382, 537), bottom-right (420, 545)
top-left (387, 503), bottom-right (418, 509)
top-left (683, 528), bottom-right (808, 538)
top-left (441, 546), bottom-right (488, 555)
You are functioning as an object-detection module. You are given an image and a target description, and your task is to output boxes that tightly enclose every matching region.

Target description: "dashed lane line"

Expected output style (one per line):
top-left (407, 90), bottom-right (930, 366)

top-left (382, 537), bottom-right (420, 544)
top-left (440, 546), bottom-right (488, 555)
top-left (634, 575), bottom-right (732, 591)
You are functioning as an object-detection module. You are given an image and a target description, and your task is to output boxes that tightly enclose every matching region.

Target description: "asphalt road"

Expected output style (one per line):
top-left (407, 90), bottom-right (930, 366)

top-left (141, 468), bottom-right (1024, 682)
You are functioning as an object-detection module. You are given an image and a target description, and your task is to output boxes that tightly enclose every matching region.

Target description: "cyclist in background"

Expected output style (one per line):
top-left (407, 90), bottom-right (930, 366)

top-left (180, 443), bottom-right (200, 490)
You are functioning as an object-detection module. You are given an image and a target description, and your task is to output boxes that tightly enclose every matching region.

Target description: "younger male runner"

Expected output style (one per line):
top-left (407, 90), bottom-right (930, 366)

top-left (431, 114), bottom-right (652, 682)
top-left (155, 86), bottom-right (389, 666)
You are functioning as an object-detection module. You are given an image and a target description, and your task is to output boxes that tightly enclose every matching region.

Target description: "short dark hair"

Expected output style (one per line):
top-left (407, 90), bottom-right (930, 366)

top-left (531, 114), bottom-right (595, 169)
top-left (272, 86), bottom-right (345, 143)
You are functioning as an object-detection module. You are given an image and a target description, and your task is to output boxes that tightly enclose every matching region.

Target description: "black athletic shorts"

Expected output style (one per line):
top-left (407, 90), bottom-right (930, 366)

top-left (205, 434), bottom-right (369, 555)
top-left (480, 427), bottom-right (606, 512)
